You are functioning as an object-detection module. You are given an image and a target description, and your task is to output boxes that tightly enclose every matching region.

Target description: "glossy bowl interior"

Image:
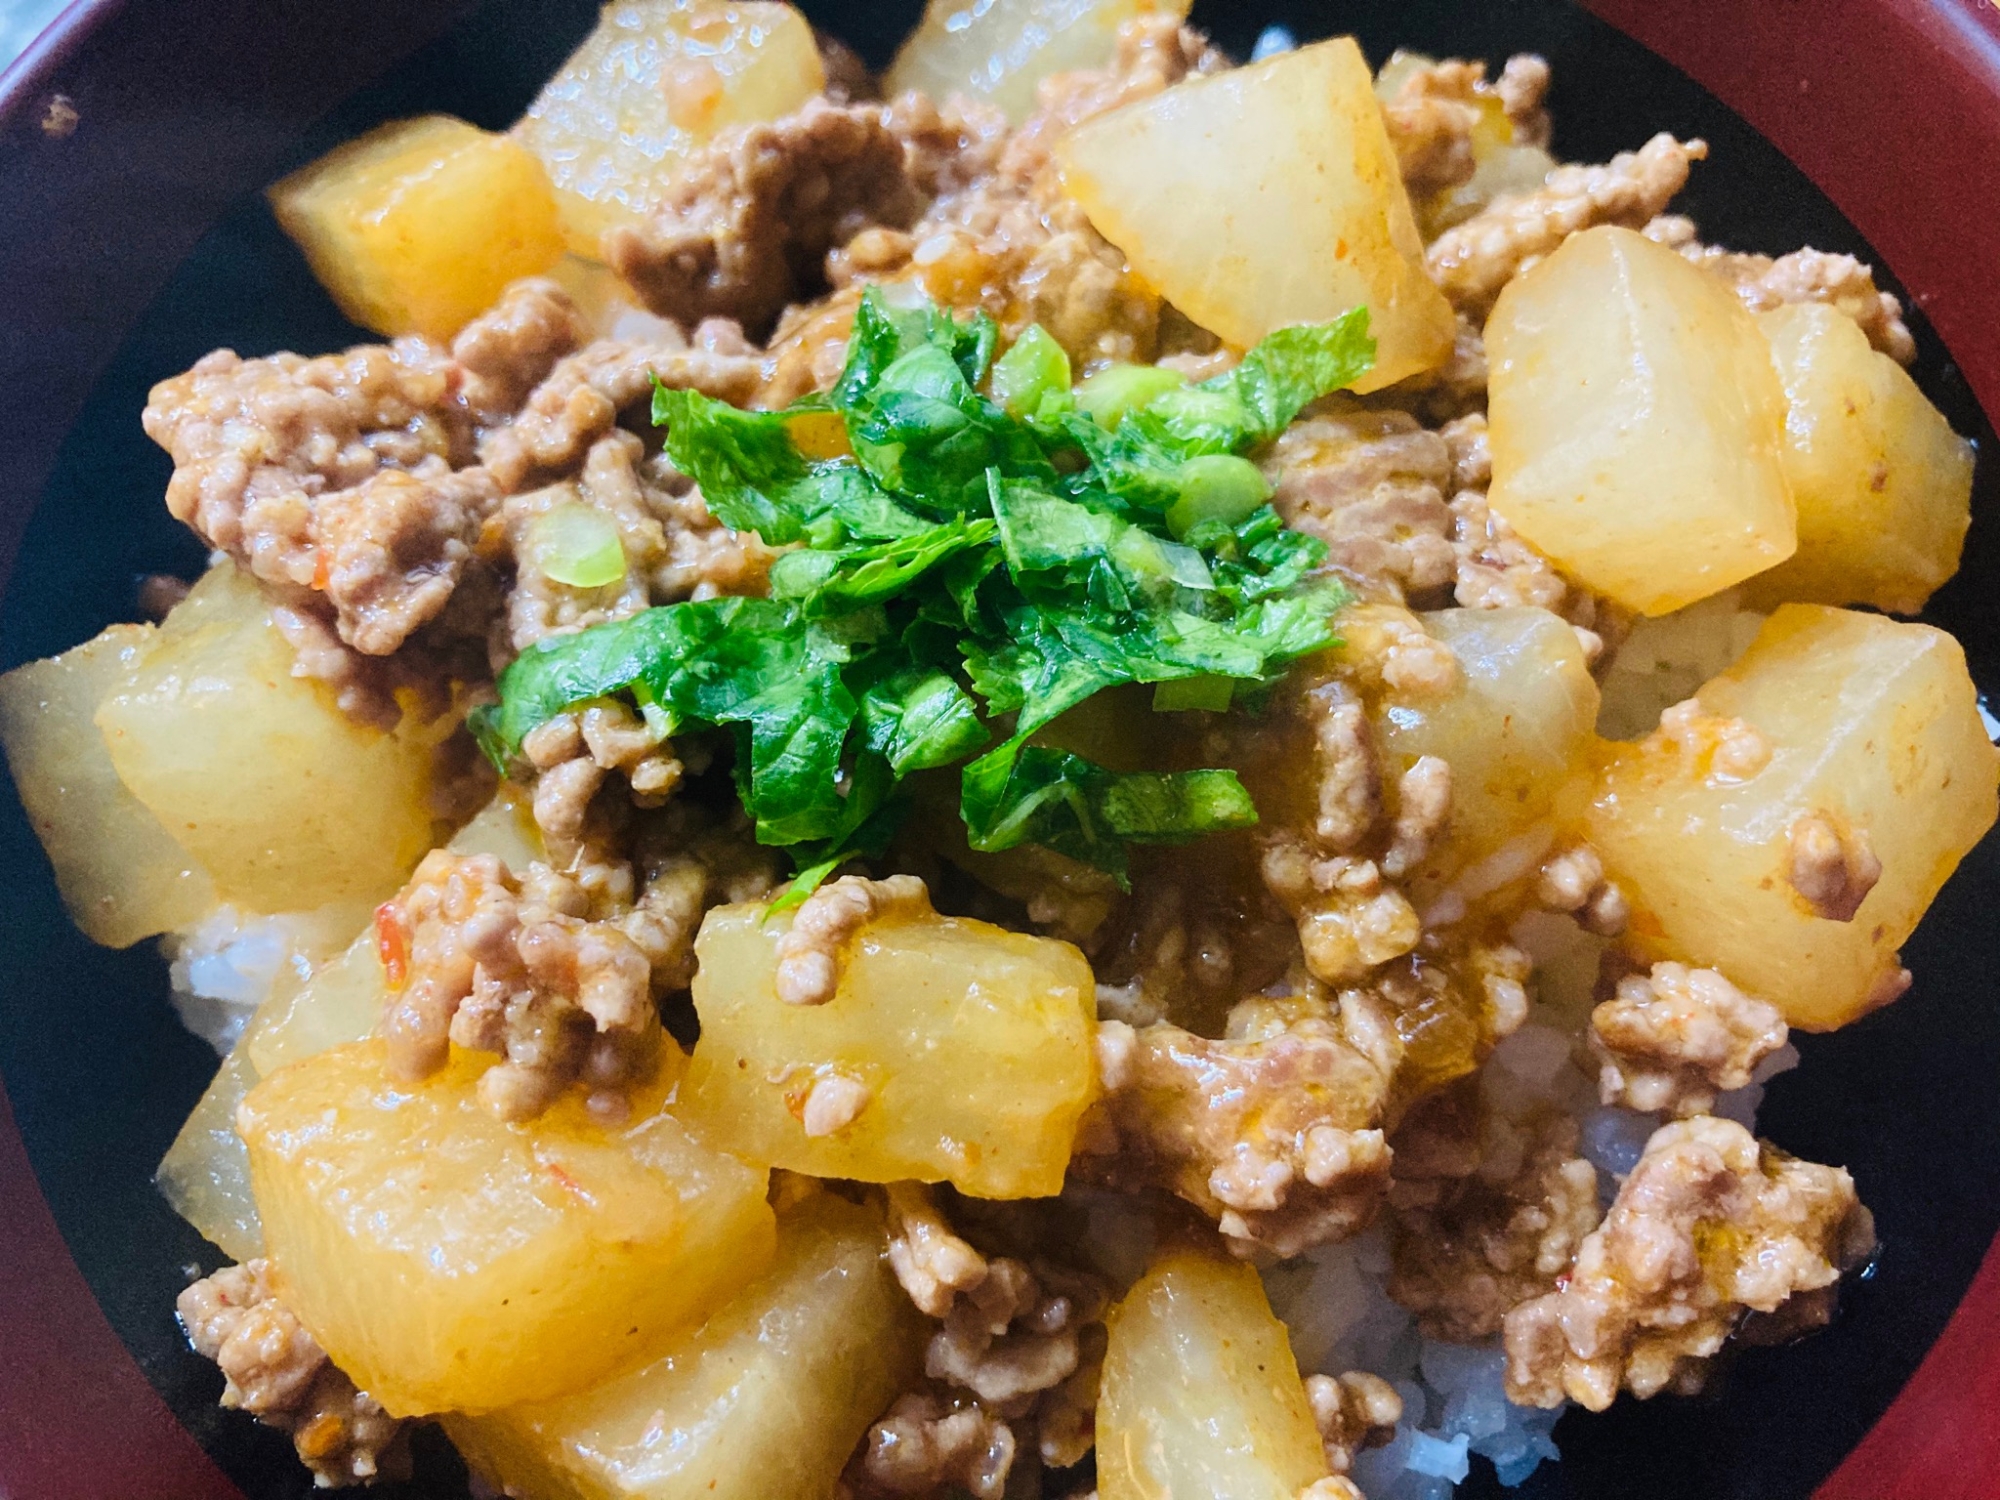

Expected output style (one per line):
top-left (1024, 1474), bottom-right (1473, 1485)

top-left (1, 3), bottom-right (1998, 1497)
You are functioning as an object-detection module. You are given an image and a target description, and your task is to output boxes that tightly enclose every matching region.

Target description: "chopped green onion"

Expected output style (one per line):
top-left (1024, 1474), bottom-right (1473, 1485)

top-left (1152, 675), bottom-right (1236, 713)
top-left (989, 325), bottom-right (1072, 418)
top-left (1165, 454), bottom-right (1272, 539)
top-left (1074, 362), bottom-right (1188, 430)
top-left (528, 503), bottom-right (625, 589)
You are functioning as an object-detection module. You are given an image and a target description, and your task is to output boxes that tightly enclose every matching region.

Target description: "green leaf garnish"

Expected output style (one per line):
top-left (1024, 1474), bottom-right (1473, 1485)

top-left (480, 291), bottom-right (1375, 892)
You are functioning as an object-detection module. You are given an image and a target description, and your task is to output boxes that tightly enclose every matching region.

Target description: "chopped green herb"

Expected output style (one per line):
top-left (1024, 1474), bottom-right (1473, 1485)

top-left (987, 324), bottom-right (1073, 420)
top-left (1073, 362), bottom-right (1188, 430)
top-left (471, 289), bottom-right (1375, 897)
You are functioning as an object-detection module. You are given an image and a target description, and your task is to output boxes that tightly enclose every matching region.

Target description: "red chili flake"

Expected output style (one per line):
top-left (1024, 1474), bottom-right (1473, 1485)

top-left (1554, 1271), bottom-right (1572, 1293)
top-left (374, 902), bottom-right (409, 990)
top-left (547, 1163), bottom-right (583, 1196)
top-left (311, 549), bottom-right (331, 592)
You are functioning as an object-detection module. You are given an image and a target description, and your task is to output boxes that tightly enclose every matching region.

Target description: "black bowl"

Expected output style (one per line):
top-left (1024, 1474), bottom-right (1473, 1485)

top-left (2, 3), bottom-right (1997, 1497)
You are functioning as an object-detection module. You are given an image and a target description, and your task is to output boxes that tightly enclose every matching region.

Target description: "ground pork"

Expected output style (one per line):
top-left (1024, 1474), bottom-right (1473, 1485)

top-left (774, 873), bottom-right (934, 1005)
top-left (1439, 411), bottom-right (1490, 491)
top-left (1384, 756), bottom-right (1453, 879)
top-left (143, 282), bottom-right (584, 660)
top-left (144, 280), bottom-right (770, 714)
top-left (453, 276), bottom-right (591, 422)
top-left (177, 1262), bottom-right (408, 1488)
top-left (1785, 811), bottom-right (1883, 922)
top-left (1263, 846), bottom-right (1421, 988)
top-left (1591, 962), bottom-right (1790, 1118)
top-left (377, 849), bottom-right (666, 1121)
top-left (506, 752), bottom-right (778, 997)
top-left (1296, 679), bottom-right (1384, 856)
top-left (478, 316), bottom-right (764, 494)
top-left (500, 429), bottom-right (774, 656)
top-left (874, 1185), bottom-right (1110, 1494)
top-left (1425, 134), bottom-right (1708, 317)
top-left (1535, 844), bottom-right (1629, 937)
top-left (1495, 55), bottom-right (1554, 148)
top-left (1387, 1088), bottom-right (1601, 1341)
top-left (607, 99), bottom-right (927, 335)
top-left (1264, 409), bottom-right (1458, 600)
top-left (1652, 698), bottom-right (1772, 783)
top-left (1643, 214), bottom-right (1916, 364)
top-left (887, 1182), bottom-right (992, 1319)
top-left (851, 1391), bottom-right (1017, 1500)
top-left (1307, 1370), bottom-right (1404, 1476)
top-left (1503, 1115), bottom-right (1874, 1410)
top-left (1073, 990), bottom-right (1398, 1258)
top-left (924, 1252), bottom-right (1101, 1409)
top-left (520, 699), bottom-right (683, 816)
top-left (1381, 54), bottom-right (1552, 199)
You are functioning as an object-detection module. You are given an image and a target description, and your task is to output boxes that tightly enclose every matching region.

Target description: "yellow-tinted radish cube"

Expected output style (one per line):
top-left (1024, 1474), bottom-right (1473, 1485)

top-left (1744, 302), bottom-right (1974, 614)
top-left (1099, 1248), bottom-right (1333, 1500)
top-left (1588, 606), bottom-right (1999, 1029)
top-left (0, 625), bottom-right (214, 946)
top-left (517, 2), bottom-right (825, 256)
top-left (244, 928), bottom-right (383, 1078)
top-left (96, 566), bottom-right (445, 915)
top-left (241, 1041), bottom-right (773, 1416)
top-left (887, 0), bottom-right (1192, 124)
top-left (270, 115), bottom-right (566, 340)
top-left (445, 1194), bottom-right (924, 1500)
top-left (446, 784), bottom-right (548, 872)
top-left (1487, 226), bottom-right (1797, 615)
top-left (1375, 606), bottom-right (1599, 886)
top-left (681, 901), bottom-right (1098, 1198)
top-left (1054, 37), bottom-right (1455, 390)
top-left (157, 1044), bottom-right (264, 1263)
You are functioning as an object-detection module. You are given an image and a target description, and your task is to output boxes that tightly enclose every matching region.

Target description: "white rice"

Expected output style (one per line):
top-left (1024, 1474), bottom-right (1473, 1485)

top-left (162, 902), bottom-right (368, 1054)
top-left (1271, 997), bottom-right (1798, 1492)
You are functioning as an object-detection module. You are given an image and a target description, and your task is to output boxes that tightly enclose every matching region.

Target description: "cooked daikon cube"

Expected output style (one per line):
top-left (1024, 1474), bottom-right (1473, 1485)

top-left (156, 1043), bottom-right (264, 1263)
top-left (1376, 606), bottom-right (1600, 889)
top-left (1744, 302), bottom-right (1973, 614)
top-left (1588, 605), bottom-right (1999, 1029)
top-left (887, 0), bottom-right (1192, 123)
top-left (1053, 37), bottom-right (1455, 390)
top-left (271, 114), bottom-right (566, 340)
top-left (445, 1193), bottom-right (923, 1500)
top-left (0, 624), bottom-right (214, 946)
top-left (1099, 1247), bottom-right (1334, 1500)
top-left (241, 1041), bottom-right (774, 1415)
top-left (516, 2), bottom-right (825, 255)
top-left (95, 565), bottom-right (445, 915)
top-left (680, 900), bottom-right (1099, 1198)
top-left (1486, 226), bottom-right (1797, 615)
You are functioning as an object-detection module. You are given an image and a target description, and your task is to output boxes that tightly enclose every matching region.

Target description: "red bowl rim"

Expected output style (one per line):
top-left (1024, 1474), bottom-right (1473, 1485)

top-left (1576, 0), bottom-right (2000, 1487)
